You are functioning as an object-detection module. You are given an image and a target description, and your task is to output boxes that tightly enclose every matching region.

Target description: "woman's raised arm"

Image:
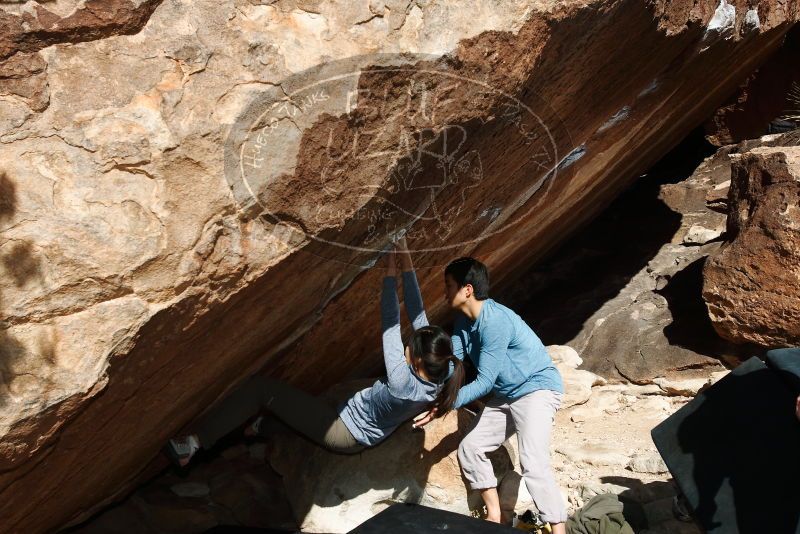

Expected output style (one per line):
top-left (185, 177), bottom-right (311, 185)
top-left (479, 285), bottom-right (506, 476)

top-left (397, 237), bottom-right (429, 330)
top-left (381, 248), bottom-right (415, 391)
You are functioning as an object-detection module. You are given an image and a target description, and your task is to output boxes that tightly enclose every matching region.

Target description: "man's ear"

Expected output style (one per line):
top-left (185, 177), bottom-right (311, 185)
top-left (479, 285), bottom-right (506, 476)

top-left (464, 283), bottom-right (473, 299)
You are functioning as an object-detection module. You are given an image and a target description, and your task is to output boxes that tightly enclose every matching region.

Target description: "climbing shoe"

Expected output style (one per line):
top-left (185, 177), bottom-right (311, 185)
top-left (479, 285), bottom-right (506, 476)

top-left (470, 505), bottom-right (488, 519)
top-left (248, 415), bottom-right (264, 436)
top-left (165, 434), bottom-right (200, 467)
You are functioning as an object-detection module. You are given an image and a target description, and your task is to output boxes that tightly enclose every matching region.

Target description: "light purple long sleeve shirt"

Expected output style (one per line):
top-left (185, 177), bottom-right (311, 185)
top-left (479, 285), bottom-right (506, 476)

top-left (338, 271), bottom-right (442, 446)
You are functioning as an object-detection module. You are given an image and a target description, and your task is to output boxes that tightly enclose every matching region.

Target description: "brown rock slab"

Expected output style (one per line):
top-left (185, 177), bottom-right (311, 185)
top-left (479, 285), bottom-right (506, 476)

top-left (703, 145), bottom-right (800, 346)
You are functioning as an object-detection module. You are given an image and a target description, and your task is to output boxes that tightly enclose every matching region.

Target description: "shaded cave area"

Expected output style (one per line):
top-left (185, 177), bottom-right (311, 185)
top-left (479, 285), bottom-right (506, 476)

top-left (497, 126), bottom-right (761, 382)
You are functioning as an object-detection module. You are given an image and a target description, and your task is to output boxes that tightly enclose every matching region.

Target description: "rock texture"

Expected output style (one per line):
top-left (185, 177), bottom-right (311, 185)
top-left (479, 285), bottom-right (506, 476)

top-left (0, 0), bottom-right (165, 60)
top-left (0, 1), bottom-right (798, 532)
top-left (550, 372), bottom-right (728, 534)
top-left (703, 142), bottom-right (800, 346)
top-left (704, 24), bottom-right (800, 145)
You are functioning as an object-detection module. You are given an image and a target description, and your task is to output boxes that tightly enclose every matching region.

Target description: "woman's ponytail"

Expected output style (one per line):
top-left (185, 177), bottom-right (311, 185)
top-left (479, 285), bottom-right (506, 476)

top-left (408, 326), bottom-right (466, 417)
top-left (432, 355), bottom-right (465, 416)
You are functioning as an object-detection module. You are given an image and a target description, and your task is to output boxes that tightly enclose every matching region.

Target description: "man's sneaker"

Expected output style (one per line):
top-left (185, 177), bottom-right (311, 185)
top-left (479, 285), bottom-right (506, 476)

top-left (470, 505), bottom-right (487, 519)
top-left (165, 435), bottom-right (200, 467)
top-left (513, 510), bottom-right (551, 532)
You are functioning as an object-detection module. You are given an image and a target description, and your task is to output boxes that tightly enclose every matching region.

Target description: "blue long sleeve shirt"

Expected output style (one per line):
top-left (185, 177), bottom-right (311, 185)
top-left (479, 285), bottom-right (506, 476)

top-left (338, 271), bottom-right (442, 446)
top-left (452, 298), bottom-right (563, 409)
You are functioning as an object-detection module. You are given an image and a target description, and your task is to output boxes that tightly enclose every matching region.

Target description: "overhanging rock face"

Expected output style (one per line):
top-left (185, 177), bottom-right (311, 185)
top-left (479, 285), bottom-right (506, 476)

top-left (0, 1), bottom-right (798, 532)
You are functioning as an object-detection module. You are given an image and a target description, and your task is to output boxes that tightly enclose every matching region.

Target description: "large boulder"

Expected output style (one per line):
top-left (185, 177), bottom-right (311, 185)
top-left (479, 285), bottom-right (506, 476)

top-left (0, 1), bottom-right (798, 531)
top-left (548, 345), bottom-right (605, 408)
top-left (703, 143), bottom-right (800, 346)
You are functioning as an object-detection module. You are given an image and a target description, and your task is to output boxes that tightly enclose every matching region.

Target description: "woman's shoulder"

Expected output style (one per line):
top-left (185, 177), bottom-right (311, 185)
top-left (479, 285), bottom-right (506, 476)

top-left (405, 370), bottom-right (441, 397)
top-left (387, 382), bottom-right (437, 403)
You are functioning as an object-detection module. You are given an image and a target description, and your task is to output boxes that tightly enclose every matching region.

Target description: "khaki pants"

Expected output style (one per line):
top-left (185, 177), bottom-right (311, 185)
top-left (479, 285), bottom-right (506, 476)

top-left (194, 375), bottom-right (365, 454)
top-left (457, 388), bottom-right (567, 524)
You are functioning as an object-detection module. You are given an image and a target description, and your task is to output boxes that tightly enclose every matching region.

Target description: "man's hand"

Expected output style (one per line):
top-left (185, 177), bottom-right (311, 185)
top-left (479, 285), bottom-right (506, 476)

top-left (412, 407), bottom-right (438, 429)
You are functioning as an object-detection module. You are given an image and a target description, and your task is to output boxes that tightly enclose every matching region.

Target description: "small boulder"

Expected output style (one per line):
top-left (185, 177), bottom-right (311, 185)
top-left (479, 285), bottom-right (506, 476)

top-left (652, 377), bottom-right (711, 397)
top-left (547, 345), bottom-right (606, 408)
top-left (556, 442), bottom-right (630, 468)
top-left (682, 224), bottom-right (724, 245)
top-left (627, 451), bottom-right (669, 474)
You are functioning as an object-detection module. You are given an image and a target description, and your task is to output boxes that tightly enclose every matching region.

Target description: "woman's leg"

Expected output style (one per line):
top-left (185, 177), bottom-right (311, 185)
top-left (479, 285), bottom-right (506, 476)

top-left (322, 416), bottom-right (365, 454)
top-left (509, 389), bottom-right (567, 533)
top-left (195, 375), bottom-right (362, 453)
top-left (457, 400), bottom-right (513, 522)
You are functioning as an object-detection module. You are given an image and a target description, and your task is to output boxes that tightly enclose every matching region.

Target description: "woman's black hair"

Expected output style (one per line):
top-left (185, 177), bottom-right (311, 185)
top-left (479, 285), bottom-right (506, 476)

top-left (444, 257), bottom-right (490, 300)
top-left (409, 325), bottom-right (465, 416)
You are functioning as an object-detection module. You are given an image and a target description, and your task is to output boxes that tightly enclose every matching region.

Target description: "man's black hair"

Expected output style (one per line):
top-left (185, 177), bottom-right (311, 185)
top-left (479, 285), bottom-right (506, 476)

top-left (444, 257), bottom-right (490, 300)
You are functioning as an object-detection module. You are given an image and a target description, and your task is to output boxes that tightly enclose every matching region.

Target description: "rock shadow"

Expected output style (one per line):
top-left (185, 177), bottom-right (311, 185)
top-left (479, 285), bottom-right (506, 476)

top-left (499, 127), bottom-right (713, 346)
top-left (139, 391), bottom-right (484, 532)
top-left (255, 401), bottom-right (511, 529)
top-left (656, 256), bottom-right (756, 361)
top-left (0, 171), bottom-right (51, 408)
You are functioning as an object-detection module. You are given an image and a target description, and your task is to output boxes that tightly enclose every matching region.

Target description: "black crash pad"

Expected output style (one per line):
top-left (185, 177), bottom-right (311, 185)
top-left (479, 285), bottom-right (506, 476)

top-left (348, 503), bottom-right (517, 534)
top-left (203, 528), bottom-right (295, 533)
top-left (651, 356), bottom-right (800, 534)
top-left (767, 347), bottom-right (800, 393)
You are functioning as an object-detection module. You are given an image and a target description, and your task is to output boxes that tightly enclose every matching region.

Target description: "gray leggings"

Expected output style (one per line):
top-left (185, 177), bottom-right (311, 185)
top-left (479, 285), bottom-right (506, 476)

top-left (194, 375), bottom-right (365, 454)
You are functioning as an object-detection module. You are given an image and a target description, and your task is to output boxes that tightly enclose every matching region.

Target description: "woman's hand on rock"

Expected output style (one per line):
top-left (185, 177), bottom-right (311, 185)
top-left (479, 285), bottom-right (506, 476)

top-left (412, 407), bottom-right (438, 429)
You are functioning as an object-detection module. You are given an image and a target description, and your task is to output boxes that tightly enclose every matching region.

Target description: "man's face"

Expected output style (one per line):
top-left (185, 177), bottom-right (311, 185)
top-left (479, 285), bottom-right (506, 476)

top-left (444, 273), bottom-right (469, 309)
